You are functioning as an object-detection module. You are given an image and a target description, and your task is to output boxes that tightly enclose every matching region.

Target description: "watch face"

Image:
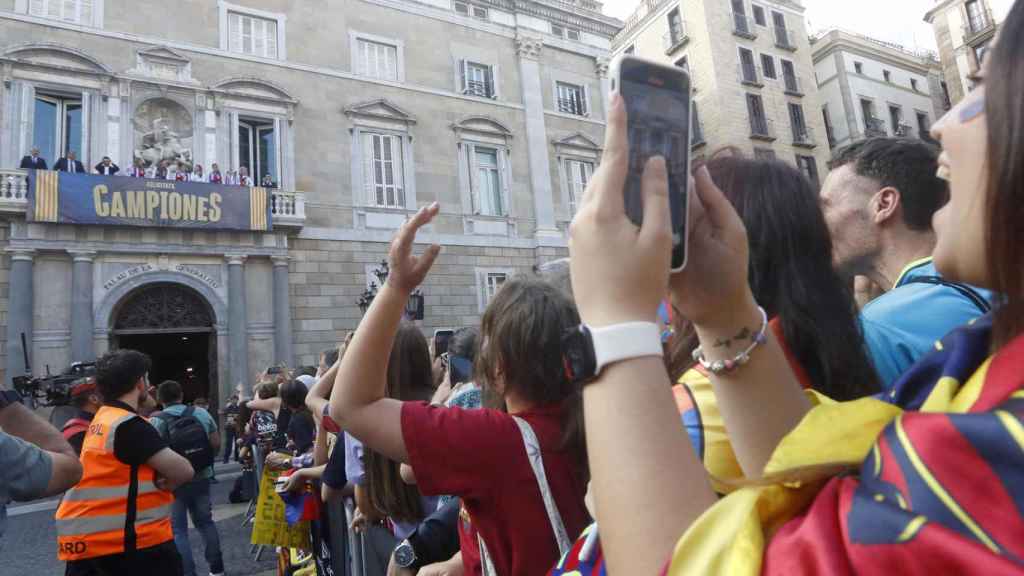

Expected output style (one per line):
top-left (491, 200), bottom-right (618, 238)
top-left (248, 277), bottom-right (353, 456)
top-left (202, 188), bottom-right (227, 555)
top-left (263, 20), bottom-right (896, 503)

top-left (394, 542), bottom-right (416, 568)
top-left (562, 326), bottom-right (596, 384)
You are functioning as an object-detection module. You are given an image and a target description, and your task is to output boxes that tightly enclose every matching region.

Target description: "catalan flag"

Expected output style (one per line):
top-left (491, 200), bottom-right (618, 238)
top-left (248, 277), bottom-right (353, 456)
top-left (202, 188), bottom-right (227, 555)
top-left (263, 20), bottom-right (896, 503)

top-left (29, 170), bottom-right (60, 223)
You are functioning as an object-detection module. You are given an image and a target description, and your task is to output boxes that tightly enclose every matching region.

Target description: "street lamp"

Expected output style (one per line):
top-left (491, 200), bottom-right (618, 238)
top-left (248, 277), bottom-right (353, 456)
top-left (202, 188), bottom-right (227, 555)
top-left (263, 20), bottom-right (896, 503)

top-left (357, 259), bottom-right (426, 320)
top-left (405, 289), bottom-right (424, 321)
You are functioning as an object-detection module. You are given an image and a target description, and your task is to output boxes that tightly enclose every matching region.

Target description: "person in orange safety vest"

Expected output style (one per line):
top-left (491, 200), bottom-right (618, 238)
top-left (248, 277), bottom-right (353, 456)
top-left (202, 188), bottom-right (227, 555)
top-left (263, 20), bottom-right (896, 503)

top-left (57, 349), bottom-right (195, 576)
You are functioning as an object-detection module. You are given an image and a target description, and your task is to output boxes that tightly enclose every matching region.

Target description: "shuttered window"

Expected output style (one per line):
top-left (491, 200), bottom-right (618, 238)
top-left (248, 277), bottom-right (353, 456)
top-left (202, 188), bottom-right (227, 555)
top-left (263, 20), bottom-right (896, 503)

top-left (362, 133), bottom-right (405, 208)
top-left (29, 0), bottom-right (93, 24)
top-left (228, 12), bottom-right (279, 58)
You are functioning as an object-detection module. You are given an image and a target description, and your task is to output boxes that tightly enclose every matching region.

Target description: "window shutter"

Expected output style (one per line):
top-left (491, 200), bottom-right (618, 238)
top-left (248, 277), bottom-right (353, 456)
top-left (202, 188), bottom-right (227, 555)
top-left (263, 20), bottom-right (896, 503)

top-left (498, 148), bottom-right (510, 216)
top-left (79, 0), bottom-right (93, 24)
top-left (29, 0), bottom-right (46, 17)
top-left (357, 40), bottom-right (367, 76)
top-left (485, 66), bottom-right (495, 98)
top-left (467, 144), bottom-right (480, 213)
top-left (361, 132), bottom-right (376, 206)
top-left (459, 60), bottom-right (468, 93)
top-left (48, 0), bottom-right (61, 18)
top-left (253, 19), bottom-right (266, 57)
top-left (229, 14), bottom-right (243, 53)
top-left (392, 136), bottom-right (405, 206)
top-left (266, 20), bottom-right (279, 58)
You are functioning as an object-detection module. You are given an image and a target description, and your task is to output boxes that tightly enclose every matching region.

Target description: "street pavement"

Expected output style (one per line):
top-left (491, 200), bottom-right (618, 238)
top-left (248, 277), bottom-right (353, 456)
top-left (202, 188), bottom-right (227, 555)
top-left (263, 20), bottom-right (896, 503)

top-left (1, 462), bottom-right (278, 576)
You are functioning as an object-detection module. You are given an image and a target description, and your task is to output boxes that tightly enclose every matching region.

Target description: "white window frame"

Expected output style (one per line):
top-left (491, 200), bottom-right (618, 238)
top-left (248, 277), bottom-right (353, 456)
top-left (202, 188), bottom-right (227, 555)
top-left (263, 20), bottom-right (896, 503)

top-left (563, 157), bottom-right (594, 216)
top-left (453, 1), bottom-right (488, 20)
top-left (456, 139), bottom-right (512, 219)
top-left (760, 53), bottom-right (777, 79)
top-left (475, 268), bottom-right (514, 312)
top-left (456, 59), bottom-right (499, 99)
top-left (22, 0), bottom-right (102, 26)
top-left (555, 81), bottom-right (589, 117)
top-left (349, 31), bottom-right (405, 83)
top-left (751, 3), bottom-right (767, 26)
top-left (218, 1), bottom-right (287, 60)
top-left (361, 132), bottom-right (406, 209)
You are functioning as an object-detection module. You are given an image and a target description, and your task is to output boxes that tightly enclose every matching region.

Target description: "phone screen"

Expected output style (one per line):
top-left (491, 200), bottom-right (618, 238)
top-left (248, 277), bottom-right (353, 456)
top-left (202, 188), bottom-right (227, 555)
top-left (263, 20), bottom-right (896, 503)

top-left (619, 58), bottom-right (691, 270)
top-left (434, 330), bottom-right (454, 358)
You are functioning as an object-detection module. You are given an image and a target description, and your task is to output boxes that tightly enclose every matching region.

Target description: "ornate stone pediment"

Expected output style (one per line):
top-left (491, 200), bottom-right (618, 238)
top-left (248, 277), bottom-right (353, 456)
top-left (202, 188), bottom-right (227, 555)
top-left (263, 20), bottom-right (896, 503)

top-left (344, 99), bottom-right (416, 125)
top-left (212, 77), bottom-right (297, 103)
top-left (2, 42), bottom-right (111, 74)
top-left (552, 132), bottom-right (601, 153)
top-left (127, 45), bottom-right (197, 84)
top-left (451, 116), bottom-right (514, 143)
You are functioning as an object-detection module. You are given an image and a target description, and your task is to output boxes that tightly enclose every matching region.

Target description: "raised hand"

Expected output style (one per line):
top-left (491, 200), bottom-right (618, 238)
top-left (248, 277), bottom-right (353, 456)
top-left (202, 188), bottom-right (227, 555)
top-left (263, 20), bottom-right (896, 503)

top-left (386, 203), bottom-right (442, 294)
top-left (669, 166), bottom-right (752, 329)
top-left (569, 93), bottom-right (673, 328)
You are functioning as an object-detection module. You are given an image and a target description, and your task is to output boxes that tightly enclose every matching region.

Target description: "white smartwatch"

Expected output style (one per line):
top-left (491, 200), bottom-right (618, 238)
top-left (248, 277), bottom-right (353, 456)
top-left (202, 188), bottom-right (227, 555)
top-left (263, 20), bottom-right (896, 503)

top-left (563, 322), bottom-right (664, 384)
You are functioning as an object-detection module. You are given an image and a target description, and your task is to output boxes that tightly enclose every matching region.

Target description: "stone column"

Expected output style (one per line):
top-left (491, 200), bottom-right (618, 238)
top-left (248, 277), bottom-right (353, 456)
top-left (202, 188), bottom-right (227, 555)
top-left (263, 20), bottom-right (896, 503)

top-left (226, 255), bottom-right (250, 393)
top-left (271, 256), bottom-right (293, 367)
top-left (595, 57), bottom-right (611, 106)
top-left (5, 249), bottom-right (34, 385)
top-left (515, 35), bottom-right (559, 238)
top-left (69, 250), bottom-right (97, 363)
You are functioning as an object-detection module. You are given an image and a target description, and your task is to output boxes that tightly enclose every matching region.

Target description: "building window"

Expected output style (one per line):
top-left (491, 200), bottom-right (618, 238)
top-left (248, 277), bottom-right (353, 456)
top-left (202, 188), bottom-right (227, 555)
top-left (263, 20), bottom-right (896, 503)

top-left (889, 105), bottom-right (903, 135)
top-left (916, 111), bottom-right (931, 139)
top-left (966, 0), bottom-right (988, 33)
top-left (911, 78), bottom-right (919, 91)
top-left (465, 145), bottom-right (506, 216)
top-left (771, 11), bottom-right (793, 49)
top-left (754, 148), bottom-right (776, 160)
top-left (752, 4), bottom-right (766, 26)
top-left (854, 61), bottom-right (863, 74)
top-left (796, 155), bottom-right (819, 187)
top-left (460, 61), bottom-right (496, 98)
top-left (556, 82), bottom-right (588, 116)
top-left (691, 100), bottom-right (705, 146)
top-left (667, 8), bottom-right (685, 44)
top-left (861, 98), bottom-right (883, 135)
top-left (883, 70), bottom-right (892, 83)
top-left (361, 133), bottom-right (405, 208)
top-left (28, 0), bottom-right (94, 25)
top-left (739, 47), bottom-right (759, 84)
top-left (238, 118), bottom-right (279, 185)
top-left (747, 93), bottom-right (770, 137)
top-left (789, 103), bottom-right (809, 142)
top-left (940, 80), bottom-right (952, 109)
top-left (354, 38), bottom-right (399, 81)
top-left (823, 105), bottom-right (836, 148)
top-left (761, 54), bottom-right (777, 79)
top-left (33, 94), bottom-right (83, 163)
top-left (565, 159), bottom-right (594, 215)
top-left (453, 1), bottom-right (488, 19)
top-left (227, 11), bottom-right (279, 58)
top-left (552, 23), bottom-right (564, 37)
top-left (476, 270), bottom-right (511, 312)
top-left (781, 59), bottom-right (800, 93)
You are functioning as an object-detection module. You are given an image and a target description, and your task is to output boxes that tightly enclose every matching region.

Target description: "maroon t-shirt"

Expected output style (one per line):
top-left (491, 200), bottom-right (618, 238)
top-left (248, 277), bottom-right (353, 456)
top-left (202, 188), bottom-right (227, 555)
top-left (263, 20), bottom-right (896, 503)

top-left (401, 401), bottom-right (589, 576)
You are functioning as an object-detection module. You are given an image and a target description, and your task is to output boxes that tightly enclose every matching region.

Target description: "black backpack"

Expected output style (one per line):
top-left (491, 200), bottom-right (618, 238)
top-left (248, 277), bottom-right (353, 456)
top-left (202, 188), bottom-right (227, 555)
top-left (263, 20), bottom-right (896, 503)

top-left (155, 407), bottom-right (214, 472)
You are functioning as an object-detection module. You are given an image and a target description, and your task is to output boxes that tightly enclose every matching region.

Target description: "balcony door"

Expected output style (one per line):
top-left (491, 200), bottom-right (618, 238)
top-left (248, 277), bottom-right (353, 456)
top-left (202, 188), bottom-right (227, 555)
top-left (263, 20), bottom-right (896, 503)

top-left (238, 118), bottom-right (278, 185)
top-left (33, 94), bottom-right (82, 163)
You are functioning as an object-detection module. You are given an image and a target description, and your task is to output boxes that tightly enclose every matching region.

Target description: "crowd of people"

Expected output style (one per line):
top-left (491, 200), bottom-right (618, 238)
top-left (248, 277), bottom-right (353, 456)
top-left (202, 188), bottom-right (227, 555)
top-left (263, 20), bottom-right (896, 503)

top-left (19, 148), bottom-right (273, 187)
top-left (1, 2), bottom-right (1024, 574)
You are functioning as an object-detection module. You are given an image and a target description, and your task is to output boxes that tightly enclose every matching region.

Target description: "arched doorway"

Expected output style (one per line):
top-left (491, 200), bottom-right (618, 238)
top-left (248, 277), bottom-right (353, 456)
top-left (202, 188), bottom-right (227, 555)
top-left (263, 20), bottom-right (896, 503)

top-left (111, 283), bottom-right (218, 407)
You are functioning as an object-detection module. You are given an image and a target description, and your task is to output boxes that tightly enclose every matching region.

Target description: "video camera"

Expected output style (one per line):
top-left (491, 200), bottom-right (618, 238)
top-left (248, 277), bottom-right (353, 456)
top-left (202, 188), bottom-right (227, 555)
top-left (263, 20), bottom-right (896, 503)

top-left (10, 332), bottom-right (96, 407)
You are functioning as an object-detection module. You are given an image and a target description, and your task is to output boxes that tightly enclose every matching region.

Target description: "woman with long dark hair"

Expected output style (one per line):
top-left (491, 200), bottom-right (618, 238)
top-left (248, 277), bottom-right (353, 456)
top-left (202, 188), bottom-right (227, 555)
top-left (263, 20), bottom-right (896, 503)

top-left (565, 3), bottom-right (1024, 572)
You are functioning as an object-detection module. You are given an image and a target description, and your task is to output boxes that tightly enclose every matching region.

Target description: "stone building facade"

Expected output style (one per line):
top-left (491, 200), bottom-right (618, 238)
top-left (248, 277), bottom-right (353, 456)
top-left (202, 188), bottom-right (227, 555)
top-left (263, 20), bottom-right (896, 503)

top-left (0, 0), bottom-right (621, 408)
top-left (612, 0), bottom-right (829, 186)
top-left (811, 29), bottom-right (946, 150)
top-left (924, 0), bottom-right (1002, 106)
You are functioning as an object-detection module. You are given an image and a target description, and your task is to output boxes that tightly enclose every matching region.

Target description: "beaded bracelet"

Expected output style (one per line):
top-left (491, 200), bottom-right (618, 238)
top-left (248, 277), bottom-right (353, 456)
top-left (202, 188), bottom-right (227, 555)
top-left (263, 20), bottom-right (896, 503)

top-left (691, 306), bottom-right (769, 375)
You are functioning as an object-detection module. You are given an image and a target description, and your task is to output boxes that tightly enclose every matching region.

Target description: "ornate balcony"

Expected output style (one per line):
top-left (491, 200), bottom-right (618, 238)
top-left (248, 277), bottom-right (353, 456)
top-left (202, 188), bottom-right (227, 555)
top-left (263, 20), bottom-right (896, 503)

top-left (792, 126), bottom-right (817, 149)
top-left (864, 117), bottom-right (888, 138)
top-left (750, 118), bottom-right (777, 142)
top-left (0, 169), bottom-right (29, 214)
top-left (783, 73), bottom-right (804, 96)
top-left (774, 26), bottom-right (798, 51)
top-left (732, 13), bottom-right (757, 39)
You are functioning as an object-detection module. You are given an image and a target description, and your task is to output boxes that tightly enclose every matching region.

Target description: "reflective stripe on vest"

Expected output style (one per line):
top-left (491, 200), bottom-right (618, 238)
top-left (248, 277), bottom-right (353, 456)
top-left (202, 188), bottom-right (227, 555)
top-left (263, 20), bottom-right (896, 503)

top-left (55, 405), bottom-right (174, 561)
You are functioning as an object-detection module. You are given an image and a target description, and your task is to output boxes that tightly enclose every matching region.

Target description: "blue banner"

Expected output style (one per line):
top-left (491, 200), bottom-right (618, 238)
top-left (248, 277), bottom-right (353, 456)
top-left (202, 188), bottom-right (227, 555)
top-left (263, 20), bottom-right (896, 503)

top-left (27, 170), bottom-right (272, 231)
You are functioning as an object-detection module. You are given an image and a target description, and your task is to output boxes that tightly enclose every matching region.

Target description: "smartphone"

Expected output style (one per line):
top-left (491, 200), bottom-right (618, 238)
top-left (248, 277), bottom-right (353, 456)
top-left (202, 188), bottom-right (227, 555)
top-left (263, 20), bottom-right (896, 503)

top-left (610, 55), bottom-right (692, 272)
top-left (433, 329), bottom-right (455, 359)
top-left (266, 365), bottom-right (283, 375)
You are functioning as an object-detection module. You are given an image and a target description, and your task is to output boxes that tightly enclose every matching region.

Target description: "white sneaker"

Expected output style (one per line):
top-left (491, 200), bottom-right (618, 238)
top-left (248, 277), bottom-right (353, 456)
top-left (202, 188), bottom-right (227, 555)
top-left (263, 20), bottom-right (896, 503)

top-left (210, 573), bottom-right (225, 576)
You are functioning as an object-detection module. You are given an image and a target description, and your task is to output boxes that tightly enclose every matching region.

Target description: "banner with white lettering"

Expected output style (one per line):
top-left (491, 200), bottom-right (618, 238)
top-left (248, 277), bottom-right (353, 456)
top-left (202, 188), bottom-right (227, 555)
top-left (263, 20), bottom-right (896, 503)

top-left (27, 170), bottom-right (272, 231)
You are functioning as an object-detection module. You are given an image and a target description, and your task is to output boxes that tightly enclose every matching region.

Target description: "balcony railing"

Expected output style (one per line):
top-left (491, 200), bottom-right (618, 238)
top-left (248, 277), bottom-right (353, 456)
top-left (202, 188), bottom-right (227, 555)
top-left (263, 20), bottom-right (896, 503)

top-left (0, 169), bottom-right (29, 214)
top-left (864, 117), bottom-right (887, 138)
top-left (894, 123), bottom-right (914, 137)
top-left (783, 73), bottom-right (804, 96)
top-left (732, 13), bottom-right (757, 39)
top-left (750, 117), bottom-right (777, 141)
top-left (738, 63), bottom-right (763, 87)
top-left (463, 80), bottom-right (493, 98)
top-left (792, 125), bottom-right (817, 148)
top-left (0, 168), bottom-right (306, 227)
top-left (663, 24), bottom-right (690, 54)
top-left (774, 26), bottom-right (798, 51)
top-left (963, 6), bottom-right (997, 43)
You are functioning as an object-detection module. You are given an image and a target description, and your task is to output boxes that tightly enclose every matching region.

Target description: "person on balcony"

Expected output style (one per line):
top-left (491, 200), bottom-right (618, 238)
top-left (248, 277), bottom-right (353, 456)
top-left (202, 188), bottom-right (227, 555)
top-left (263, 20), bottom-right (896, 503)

top-left (260, 173), bottom-right (276, 188)
top-left (208, 163), bottom-right (223, 184)
top-left (19, 148), bottom-right (47, 170)
top-left (54, 151), bottom-right (85, 174)
top-left (128, 158), bottom-right (146, 178)
top-left (94, 157), bottom-right (120, 176)
top-left (191, 164), bottom-right (206, 183)
top-left (238, 166), bottom-right (253, 187)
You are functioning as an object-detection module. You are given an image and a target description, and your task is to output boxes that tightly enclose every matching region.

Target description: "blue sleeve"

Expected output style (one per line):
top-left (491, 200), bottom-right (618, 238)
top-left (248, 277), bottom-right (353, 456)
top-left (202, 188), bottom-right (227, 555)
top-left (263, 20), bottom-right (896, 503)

top-left (860, 316), bottom-right (919, 392)
top-left (0, 431), bottom-right (53, 503)
top-left (197, 408), bottom-right (218, 434)
top-left (344, 433), bottom-right (366, 486)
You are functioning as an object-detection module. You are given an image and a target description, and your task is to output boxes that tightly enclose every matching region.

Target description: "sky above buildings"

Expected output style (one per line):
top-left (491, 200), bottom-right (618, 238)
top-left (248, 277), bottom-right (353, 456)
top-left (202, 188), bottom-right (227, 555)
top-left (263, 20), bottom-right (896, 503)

top-left (602, 0), bottom-right (1015, 53)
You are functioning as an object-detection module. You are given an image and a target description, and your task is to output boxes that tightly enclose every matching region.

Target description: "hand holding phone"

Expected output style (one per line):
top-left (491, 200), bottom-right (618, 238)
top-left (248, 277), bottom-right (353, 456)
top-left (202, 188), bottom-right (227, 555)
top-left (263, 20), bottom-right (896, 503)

top-left (611, 55), bottom-right (692, 272)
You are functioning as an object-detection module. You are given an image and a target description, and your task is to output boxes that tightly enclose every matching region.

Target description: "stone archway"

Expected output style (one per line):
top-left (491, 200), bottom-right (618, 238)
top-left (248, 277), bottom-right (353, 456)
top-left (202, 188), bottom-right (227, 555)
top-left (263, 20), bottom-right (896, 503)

top-left (109, 283), bottom-right (219, 409)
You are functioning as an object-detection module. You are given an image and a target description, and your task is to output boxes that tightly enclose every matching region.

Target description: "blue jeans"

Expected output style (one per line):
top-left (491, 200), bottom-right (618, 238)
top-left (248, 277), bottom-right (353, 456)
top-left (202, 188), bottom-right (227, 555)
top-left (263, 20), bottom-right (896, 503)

top-left (171, 479), bottom-right (224, 576)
